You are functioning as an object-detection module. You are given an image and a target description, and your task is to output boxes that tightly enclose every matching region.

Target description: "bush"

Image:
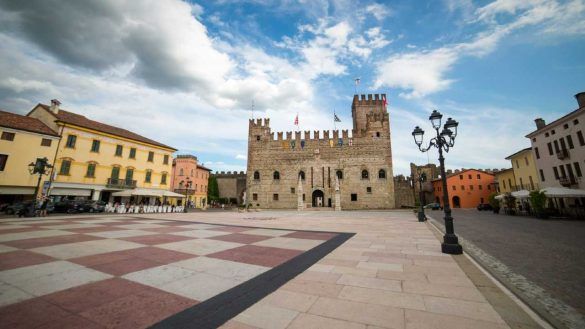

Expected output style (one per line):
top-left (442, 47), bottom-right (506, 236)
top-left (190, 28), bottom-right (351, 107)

top-left (488, 193), bottom-right (499, 209)
top-left (529, 190), bottom-right (547, 218)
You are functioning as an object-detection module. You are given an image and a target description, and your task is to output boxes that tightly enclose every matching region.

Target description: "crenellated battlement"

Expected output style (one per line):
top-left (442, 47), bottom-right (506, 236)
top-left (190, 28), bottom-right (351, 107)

top-left (212, 171), bottom-right (247, 178)
top-left (249, 118), bottom-right (270, 128)
top-left (259, 129), bottom-right (355, 144)
top-left (352, 93), bottom-right (387, 107)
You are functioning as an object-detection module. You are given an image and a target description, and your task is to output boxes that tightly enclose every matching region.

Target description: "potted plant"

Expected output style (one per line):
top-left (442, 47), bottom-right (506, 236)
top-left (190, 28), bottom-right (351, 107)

top-left (488, 193), bottom-right (500, 214)
top-left (503, 193), bottom-right (516, 215)
top-left (529, 190), bottom-right (548, 219)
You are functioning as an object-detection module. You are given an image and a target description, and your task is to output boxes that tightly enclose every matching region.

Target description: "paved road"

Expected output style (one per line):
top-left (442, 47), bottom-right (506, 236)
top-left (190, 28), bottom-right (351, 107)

top-left (428, 208), bottom-right (585, 315)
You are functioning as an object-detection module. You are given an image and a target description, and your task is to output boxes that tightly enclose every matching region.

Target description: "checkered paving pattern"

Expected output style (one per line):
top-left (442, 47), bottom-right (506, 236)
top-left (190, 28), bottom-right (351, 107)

top-left (0, 217), bottom-right (339, 328)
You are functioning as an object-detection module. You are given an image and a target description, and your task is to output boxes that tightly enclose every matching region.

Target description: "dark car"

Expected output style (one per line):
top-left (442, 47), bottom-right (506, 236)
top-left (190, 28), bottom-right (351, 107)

top-left (4, 201), bottom-right (34, 215)
top-left (53, 200), bottom-right (86, 213)
top-left (424, 203), bottom-right (442, 210)
top-left (477, 203), bottom-right (493, 211)
top-left (82, 200), bottom-right (106, 213)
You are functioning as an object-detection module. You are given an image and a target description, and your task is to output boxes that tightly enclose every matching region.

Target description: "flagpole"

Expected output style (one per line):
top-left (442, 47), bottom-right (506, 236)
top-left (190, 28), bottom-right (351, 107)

top-left (333, 109), bottom-right (337, 131)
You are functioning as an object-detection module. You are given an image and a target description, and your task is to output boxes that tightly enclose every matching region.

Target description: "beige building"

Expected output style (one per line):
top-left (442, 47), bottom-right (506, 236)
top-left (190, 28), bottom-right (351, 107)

top-left (0, 110), bottom-right (60, 203)
top-left (27, 100), bottom-right (177, 202)
top-left (246, 94), bottom-right (395, 210)
top-left (170, 155), bottom-right (211, 208)
top-left (526, 92), bottom-right (585, 190)
top-left (505, 147), bottom-right (540, 191)
top-left (495, 168), bottom-right (516, 194)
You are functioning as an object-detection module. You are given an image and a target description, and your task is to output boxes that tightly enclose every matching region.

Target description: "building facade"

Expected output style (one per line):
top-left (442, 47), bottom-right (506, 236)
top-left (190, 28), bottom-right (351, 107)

top-left (170, 155), bottom-right (211, 208)
top-left (212, 171), bottom-right (247, 205)
top-left (494, 168), bottom-right (515, 194)
top-left (411, 162), bottom-right (439, 206)
top-left (526, 92), bottom-right (585, 190)
top-left (246, 94), bottom-right (395, 209)
top-left (0, 110), bottom-right (60, 203)
top-left (27, 100), bottom-right (177, 202)
top-left (432, 169), bottom-right (495, 208)
top-left (393, 175), bottom-right (414, 208)
top-left (505, 147), bottom-right (540, 191)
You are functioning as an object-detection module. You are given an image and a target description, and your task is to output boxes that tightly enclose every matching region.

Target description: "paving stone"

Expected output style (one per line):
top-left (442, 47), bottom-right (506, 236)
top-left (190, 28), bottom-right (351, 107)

top-left (160, 272), bottom-right (241, 301)
top-left (171, 256), bottom-right (269, 280)
top-left (357, 261), bottom-right (403, 272)
top-left (288, 313), bottom-right (366, 329)
top-left (282, 279), bottom-right (344, 298)
top-left (423, 295), bottom-right (505, 323)
top-left (170, 229), bottom-right (231, 239)
top-left (295, 270), bottom-right (343, 283)
top-left (253, 237), bottom-right (324, 251)
top-left (309, 296), bottom-right (405, 328)
top-left (337, 274), bottom-right (402, 292)
top-left (403, 281), bottom-right (486, 302)
top-left (339, 286), bottom-right (426, 310)
top-left (122, 264), bottom-right (196, 287)
top-left (158, 238), bottom-right (243, 255)
top-left (0, 250), bottom-right (55, 271)
top-left (0, 298), bottom-right (73, 329)
top-left (259, 289), bottom-right (318, 312)
top-left (234, 304), bottom-right (299, 329)
top-left (0, 229), bottom-right (74, 242)
top-left (405, 309), bottom-right (509, 329)
top-left (0, 282), bottom-right (34, 307)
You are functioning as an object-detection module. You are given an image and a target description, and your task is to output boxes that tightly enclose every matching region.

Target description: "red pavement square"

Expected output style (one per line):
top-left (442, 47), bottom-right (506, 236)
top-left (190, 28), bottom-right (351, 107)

top-left (39, 314), bottom-right (104, 329)
top-left (2, 234), bottom-right (103, 249)
top-left (43, 278), bottom-right (152, 314)
top-left (211, 226), bottom-right (252, 233)
top-left (122, 246), bottom-right (197, 263)
top-left (33, 221), bottom-right (77, 226)
top-left (71, 250), bottom-right (137, 267)
top-left (87, 258), bottom-right (163, 276)
top-left (209, 233), bottom-right (273, 244)
top-left (65, 226), bottom-right (128, 234)
top-left (0, 250), bottom-right (55, 271)
top-left (79, 285), bottom-right (198, 328)
top-left (0, 298), bottom-right (72, 329)
top-left (119, 233), bottom-right (193, 245)
top-left (141, 226), bottom-right (194, 233)
top-left (283, 231), bottom-right (338, 240)
top-left (209, 245), bottom-right (303, 267)
top-left (0, 227), bottom-right (45, 234)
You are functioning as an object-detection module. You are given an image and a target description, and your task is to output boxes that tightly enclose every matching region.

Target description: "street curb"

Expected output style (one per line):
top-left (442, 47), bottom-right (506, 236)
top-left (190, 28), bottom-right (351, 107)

top-left (426, 214), bottom-right (584, 329)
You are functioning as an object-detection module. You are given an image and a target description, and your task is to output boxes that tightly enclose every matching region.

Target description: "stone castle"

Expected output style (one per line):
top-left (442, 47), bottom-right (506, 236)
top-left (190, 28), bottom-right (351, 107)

top-left (245, 94), bottom-right (395, 210)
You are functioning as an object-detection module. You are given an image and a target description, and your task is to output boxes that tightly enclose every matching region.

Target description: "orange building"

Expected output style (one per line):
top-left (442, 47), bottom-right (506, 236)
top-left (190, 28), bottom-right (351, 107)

top-left (170, 155), bottom-right (212, 208)
top-left (432, 169), bottom-right (495, 208)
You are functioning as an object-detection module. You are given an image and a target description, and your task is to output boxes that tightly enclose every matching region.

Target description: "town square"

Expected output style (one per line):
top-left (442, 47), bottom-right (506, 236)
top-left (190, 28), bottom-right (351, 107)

top-left (0, 1), bottom-right (584, 328)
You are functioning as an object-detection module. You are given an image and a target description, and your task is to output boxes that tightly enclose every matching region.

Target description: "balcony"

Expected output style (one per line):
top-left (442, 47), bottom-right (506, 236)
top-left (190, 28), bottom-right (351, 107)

top-left (107, 178), bottom-right (137, 189)
top-left (559, 176), bottom-right (578, 187)
top-left (556, 148), bottom-right (570, 160)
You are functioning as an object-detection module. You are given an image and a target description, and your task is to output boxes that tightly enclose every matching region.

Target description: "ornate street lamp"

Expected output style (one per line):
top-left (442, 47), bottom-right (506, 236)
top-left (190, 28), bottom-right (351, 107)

top-left (412, 111), bottom-right (462, 255)
top-left (180, 179), bottom-right (192, 213)
top-left (417, 170), bottom-right (427, 222)
top-left (28, 157), bottom-right (53, 213)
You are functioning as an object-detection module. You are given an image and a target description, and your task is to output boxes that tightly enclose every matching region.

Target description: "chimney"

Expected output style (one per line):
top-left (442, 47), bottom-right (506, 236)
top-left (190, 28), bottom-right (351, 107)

top-left (575, 92), bottom-right (585, 108)
top-left (50, 99), bottom-right (61, 114)
top-left (534, 118), bottom-right (545, 130)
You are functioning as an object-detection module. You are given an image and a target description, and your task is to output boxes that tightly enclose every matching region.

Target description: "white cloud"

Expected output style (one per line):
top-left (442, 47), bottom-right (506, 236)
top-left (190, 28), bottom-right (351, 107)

top-left (365, 3), bottom-right (391, 20)
top-left (235, 154), bottom-right (247, 160)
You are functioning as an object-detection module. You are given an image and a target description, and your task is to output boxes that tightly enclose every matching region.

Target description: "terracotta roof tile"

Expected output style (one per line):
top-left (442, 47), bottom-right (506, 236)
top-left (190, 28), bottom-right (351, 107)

top-left (38, 104), bottom-right (176, 150)
top-left (0, 110), bottom-right (59, 136)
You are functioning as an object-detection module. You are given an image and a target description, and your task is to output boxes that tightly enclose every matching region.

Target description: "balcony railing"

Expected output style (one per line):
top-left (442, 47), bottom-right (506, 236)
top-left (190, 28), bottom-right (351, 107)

top-left (559, 176), bottom-right (578, 187)
top-left (557, 148), bottom-right (570, 160)
top-left (107, 178), bottom-right (137, 189)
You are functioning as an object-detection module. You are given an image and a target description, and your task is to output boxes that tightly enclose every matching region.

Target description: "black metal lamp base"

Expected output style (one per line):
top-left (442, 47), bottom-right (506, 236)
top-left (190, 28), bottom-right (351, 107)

top-left (441, 242), bottom-right (462, 254)
top-left (417, 211), bottom-right (426, 222)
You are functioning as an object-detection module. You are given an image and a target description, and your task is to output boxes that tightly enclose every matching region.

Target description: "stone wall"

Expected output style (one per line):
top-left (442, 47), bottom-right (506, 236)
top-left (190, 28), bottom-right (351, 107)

top-left (245, 94), bottom-right (395, 210)
top-left (212, 171), bottom-right (247, 205)
top-left (393, 175), bottom-right (414, 208)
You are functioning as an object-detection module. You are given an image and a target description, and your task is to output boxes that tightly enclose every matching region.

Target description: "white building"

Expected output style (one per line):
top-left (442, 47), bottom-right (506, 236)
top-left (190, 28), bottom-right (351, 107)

top-left (526, 92), bottom-right (585, 191)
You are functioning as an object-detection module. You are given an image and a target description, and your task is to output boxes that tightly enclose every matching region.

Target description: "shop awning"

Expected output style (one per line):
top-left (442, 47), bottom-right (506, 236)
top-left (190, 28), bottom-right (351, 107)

top-left (112, 188), bottom-right (165, 197)
top-left (163, 190), bottom-right (187, 198)
top-left (511, 190), bottom-right (531, 199)
top-left (50, 188), bottom-right (92, 196)
top-left (541, 187), bottom-right (585, 198)
top-left (0, 186), bottom-right (35, 195)
top-left (494, 194), bottom-right (505, 200)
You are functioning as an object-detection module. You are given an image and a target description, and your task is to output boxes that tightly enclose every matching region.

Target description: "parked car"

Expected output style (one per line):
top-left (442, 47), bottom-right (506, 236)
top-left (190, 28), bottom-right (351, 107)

top-left (82, 200), bottom-right (106, 213)
top-left (53, 200), bottom-right (87, 213)
top-left (424, 203), bottom-right (442, 210)
top-left (4, 201), bottom-right (34, 215)
top-left (477, 203), bottom-right (493, 211)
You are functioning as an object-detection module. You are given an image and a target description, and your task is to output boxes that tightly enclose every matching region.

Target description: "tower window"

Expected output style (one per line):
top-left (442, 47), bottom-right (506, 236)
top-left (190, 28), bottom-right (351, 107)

top-left (351, 193), bottom-right (358, 201)
top-left (299, 170), bottom-right (305, 180)
top-left (273, 171), bottom-right (280, 180)
top-left (253, 171), bottom-right (260, 180)
top-left (361, 170), bottom-right (369, 179)
top-left (336, 170), bottom-right (343, 179)
top-left (378, 169), bottom-right (386, 179)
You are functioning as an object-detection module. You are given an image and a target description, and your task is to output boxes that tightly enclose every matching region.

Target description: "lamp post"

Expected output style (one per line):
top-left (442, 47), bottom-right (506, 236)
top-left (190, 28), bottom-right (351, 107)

top-left (412, 110), bottom-right (462, 255)
top-left (417, 170), bottom-right (427, 222)
top-left (28, 157), bottom-right (53, 213)
top-left (181, 179), bottom-right (192, 213)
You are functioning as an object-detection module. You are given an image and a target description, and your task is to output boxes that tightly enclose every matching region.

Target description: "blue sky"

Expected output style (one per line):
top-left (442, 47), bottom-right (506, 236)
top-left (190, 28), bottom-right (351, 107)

top-left (0, 0), bottom-right (584, 176)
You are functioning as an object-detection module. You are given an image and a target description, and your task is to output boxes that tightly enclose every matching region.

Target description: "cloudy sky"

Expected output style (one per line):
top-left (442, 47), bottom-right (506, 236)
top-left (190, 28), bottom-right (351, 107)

top-left (0, 0), bottom-right (584, 175)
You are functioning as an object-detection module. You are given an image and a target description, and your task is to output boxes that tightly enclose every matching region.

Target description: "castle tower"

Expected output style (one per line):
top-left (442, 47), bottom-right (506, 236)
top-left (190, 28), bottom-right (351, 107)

top-left (352, 94), bottom-right (387, 136)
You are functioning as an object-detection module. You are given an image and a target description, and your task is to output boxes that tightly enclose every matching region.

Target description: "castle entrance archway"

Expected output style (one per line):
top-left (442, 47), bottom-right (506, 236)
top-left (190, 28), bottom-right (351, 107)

top-left (312, 190), bottom-right (324, 207)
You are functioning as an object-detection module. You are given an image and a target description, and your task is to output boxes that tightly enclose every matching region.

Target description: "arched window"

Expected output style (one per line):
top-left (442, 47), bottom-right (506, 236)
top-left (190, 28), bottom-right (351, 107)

top-left (361, 170), bottom-right (369, 179)
top-left (378, 169), bottom-right (386, 179)
top-left (299, 171), bottom-right (305, 180)
top-left (179, 168), bottom-right (184, 176)
top-left (253, 171), bottom-right (260, 180)
top-left (336, 170), bottom-right (343, 180)
top-left (273, 171), bottom-right (280, 180)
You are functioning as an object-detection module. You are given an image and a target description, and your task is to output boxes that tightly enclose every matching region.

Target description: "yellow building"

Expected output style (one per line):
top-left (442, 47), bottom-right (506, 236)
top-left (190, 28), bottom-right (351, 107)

top-left (505, 147), bottom-right (540, 191)
top-left (0, 110), bottom-right (60, 204)
top-left (27, 100), bottom-right (177, 202)
top-left (495, 168), bottom-right (515, 194)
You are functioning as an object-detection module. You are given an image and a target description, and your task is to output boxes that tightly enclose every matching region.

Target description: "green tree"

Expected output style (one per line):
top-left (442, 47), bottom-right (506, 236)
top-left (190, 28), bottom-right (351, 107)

top-left (488, 192), bottom-right (499, 209)
top-left (207, 176), bottom-right (219, 202)
top-left (529, 190), bottom-right (547, 218)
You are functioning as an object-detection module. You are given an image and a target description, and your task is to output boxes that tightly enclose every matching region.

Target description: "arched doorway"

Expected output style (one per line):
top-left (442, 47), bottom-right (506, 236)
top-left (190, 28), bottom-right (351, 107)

top-left (452, 196), bottom-right (461, 208)
top-left (312, 190), bottom-right (324, 207)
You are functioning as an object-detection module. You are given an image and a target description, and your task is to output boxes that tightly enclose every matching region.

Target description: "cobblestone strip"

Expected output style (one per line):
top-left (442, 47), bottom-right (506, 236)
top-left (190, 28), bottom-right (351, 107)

top-left (427, 215), bottom-right (585, 329)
